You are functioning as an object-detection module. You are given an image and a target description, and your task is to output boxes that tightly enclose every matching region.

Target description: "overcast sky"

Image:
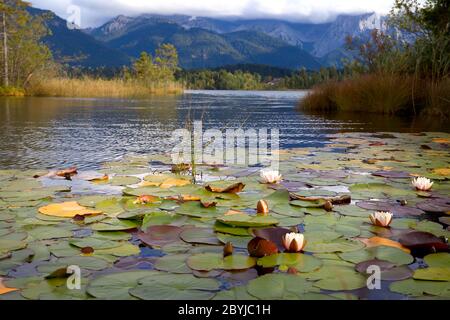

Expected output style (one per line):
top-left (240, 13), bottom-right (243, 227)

top-left (30, 0), bottom-right (395, 28)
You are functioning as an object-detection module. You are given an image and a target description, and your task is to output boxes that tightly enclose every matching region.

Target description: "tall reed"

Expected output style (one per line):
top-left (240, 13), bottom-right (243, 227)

top-left (297, 74), bottom-right (449, 117)
top-left (26, 77), bottom-right (184, 97)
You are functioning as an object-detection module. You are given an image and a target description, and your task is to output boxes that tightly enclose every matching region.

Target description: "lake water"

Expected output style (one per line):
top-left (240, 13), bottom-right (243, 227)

top-left (0, 90), bottom-right (447, 170)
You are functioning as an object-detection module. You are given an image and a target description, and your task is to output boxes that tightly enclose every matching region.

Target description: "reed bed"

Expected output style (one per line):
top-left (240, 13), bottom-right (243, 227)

top-left (298, 74), bottom-right (449, 117)
top-left (26, 77), bottom-right (184, 98)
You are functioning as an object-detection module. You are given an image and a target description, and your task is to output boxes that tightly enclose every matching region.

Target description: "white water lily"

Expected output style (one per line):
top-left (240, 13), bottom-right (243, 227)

top-left (260, 169), bottom-right (282, 184)
top-left (369, 211), bottom-right (393, 227)
top-left (282, 232), bottom-right (306, 252)
top-left (411, 176), bottom-right (433, 191)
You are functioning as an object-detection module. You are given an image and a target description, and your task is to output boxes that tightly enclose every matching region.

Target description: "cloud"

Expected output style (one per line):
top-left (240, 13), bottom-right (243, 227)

top-left (30, 0), bottom-right (395, 27)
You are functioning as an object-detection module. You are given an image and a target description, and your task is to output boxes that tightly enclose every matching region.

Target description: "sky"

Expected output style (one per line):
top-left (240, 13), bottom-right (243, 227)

top-left (29, 0), bottom-right (395, 28)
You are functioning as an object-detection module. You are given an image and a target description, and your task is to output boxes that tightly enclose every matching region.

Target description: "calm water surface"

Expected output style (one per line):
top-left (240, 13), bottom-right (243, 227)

top-left (0, 90), bottom-right (447, 170)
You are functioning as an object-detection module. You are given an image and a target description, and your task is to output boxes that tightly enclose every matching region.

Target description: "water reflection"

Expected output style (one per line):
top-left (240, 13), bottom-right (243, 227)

top-left (0, 91), bottom-right (447, 170)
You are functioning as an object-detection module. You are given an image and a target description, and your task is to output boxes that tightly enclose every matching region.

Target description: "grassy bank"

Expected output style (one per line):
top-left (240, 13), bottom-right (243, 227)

top-left (0, 86), bottom-right (26, 97)
top-left (25, 78), bottom-right (184, 98)
top-left (298, 75), bottom-right (450, 118)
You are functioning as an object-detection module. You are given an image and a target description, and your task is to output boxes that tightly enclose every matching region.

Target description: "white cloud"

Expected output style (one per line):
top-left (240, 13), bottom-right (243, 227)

top-left (30, 0), bottom-right (395, 27)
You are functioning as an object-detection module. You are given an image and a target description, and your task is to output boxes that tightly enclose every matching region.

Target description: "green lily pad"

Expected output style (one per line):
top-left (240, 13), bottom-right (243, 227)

top-left (154, 254), bottom-right (192, 274)
top-left (338, 246), bottom-right (414, 266)
top-left (257, 253), bottom-right (322, 272)
top-left (217, 214), bottom-right (278, 227)
top-left (290, 199), bottom-right (326, 208)
top-left (214, 221), bottom-right (251, 236)
top-left (424, 253), bottom-right (450, 268)
top-left (216, 233), bottom-right (253, 249)
top-left (389, 279), bottom-right (450, 297)
top-left (109, 176), bottom-right (141, 186)
top-left (94, 243), bottom-right (140, 257)
top-left (90, 219), bottom-right (139, 231)
top-left (246, 274), bottom-right (316, 299)
top-left (213, 286), bottom-right (258, 300)
top-left (413, 268), bottom-right (450, 281)
top-left (69, 238), bottom-right (121, 250)
top-left (305, 238), bottom-right (365, 253)
top-left (37, 256), bottom-right (110, 273)
top-left (130, 273), bottom-right (220, 300)
top-left (187, 253), bottom-right (256, 271)
top-left (87, 270), bottom-right (160, 299)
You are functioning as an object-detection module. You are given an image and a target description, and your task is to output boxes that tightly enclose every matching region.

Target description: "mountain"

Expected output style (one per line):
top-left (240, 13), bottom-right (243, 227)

top-left (312, 12), bottom-right (387, 57)
top-left (103, 22), bottom-right (321, 69)
top-left (29, 7), bottom-right (130, 67)
top-left (88, 12), bottom-right (388, 64)
top-left (30, 7), bottom-right (389, 69)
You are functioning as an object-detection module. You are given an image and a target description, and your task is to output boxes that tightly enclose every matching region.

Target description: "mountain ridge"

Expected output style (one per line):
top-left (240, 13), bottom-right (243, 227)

top-left (30, 7), bottom-right (388, 70)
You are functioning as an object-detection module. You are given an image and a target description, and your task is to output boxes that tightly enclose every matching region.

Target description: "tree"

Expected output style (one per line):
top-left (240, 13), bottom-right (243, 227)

top-left (154, 43), bottom-right (180, 81)
top-left (390, 0), bottom-right (450, 81)
top-left (0, 0), bottom-right (52, 88)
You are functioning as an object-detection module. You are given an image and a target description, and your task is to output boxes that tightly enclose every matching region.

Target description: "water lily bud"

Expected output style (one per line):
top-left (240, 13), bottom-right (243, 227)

top-left (323, 201), bottom-right (333, 211)
top-left (412, 177), bottom-right (433, 191)
top-left (257, 199), bottom-right (269, 216)
top-left (369, 211), bottom-right (393, 227)
top-left (223, 242), bottom-right (233, 257)
top-left (282, 232), bottom-right (306, 253)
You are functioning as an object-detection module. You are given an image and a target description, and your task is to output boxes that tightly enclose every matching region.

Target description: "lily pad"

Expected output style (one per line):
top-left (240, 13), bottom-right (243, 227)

top-left (154, 254), bottom-right (192, 274)
top-left (180, 227), bottom-right (221, 245)
top-left (413, 268), bottom-right (450, 281)
top-left (87, 270), bottom-right (160, 299)
top-left (130, 273), bottom-right (220, 300)
top-left (187, 253), bottom-right (256, 271)
top-left (217, 214), bottom-right (278, 227)
top-left (257, 253), bottom-right (322, 272)
top-left (138, 225), bottom-right (183, 248)
top-left (389, 279), bottom-right (450, 297)
top-left (246, 274), bottom-right (315, 299)
top-left (338, 246), bottom-right (414, 265)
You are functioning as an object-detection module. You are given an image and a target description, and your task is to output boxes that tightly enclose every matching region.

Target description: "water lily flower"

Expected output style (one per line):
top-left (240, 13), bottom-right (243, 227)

top-left (260, 169), bottom-right (282, 184)
top-left (411, 176), bottom-right (433, 191)
top-left (369, 211), bottom-right (393, 227)
top-left (282, 232), bottom-right (306, 252)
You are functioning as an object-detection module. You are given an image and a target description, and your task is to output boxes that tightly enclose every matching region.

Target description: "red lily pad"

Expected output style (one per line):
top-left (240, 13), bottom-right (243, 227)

top-left (179, 227), bottom-right (221, 245)
top-left (247, 237), bottom-right (279, 258)
top-left (390, 206), bottom-right (424, 217)
top-left (251, 227), bottom-right (291, 251)
top-left (138, 225), bottom-right (183, 248)
top-left (416, 200), bottom-right (450, 213)
top-left (372, 170), bottom-right (411, 179)
top-left (398, 231), bottom-right (449, 253)
top-left (356, 201), bottom-right (393, 211)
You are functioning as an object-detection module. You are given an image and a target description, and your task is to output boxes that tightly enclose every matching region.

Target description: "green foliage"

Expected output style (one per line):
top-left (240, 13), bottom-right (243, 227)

top-left (300, 0), bottom-right (450, 117)
top-left (0, 0), bottom-right (53, 88)
top-left (124, 43), bottom-right (180, 87)
top-left (180, 66), bottom-right (345, 90)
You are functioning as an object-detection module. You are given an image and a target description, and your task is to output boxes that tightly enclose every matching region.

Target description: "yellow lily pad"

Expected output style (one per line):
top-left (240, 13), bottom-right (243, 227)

top-left (39, 201), bottom-right (102, 218)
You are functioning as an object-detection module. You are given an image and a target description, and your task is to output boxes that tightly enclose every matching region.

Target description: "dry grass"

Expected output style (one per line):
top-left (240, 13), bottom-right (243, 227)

top-left (422, 78), bottom-right (450, 117)
top-left (298, 74), bottom-right (449, 117)
top-left (26, 77), bottom-right (184, 98)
